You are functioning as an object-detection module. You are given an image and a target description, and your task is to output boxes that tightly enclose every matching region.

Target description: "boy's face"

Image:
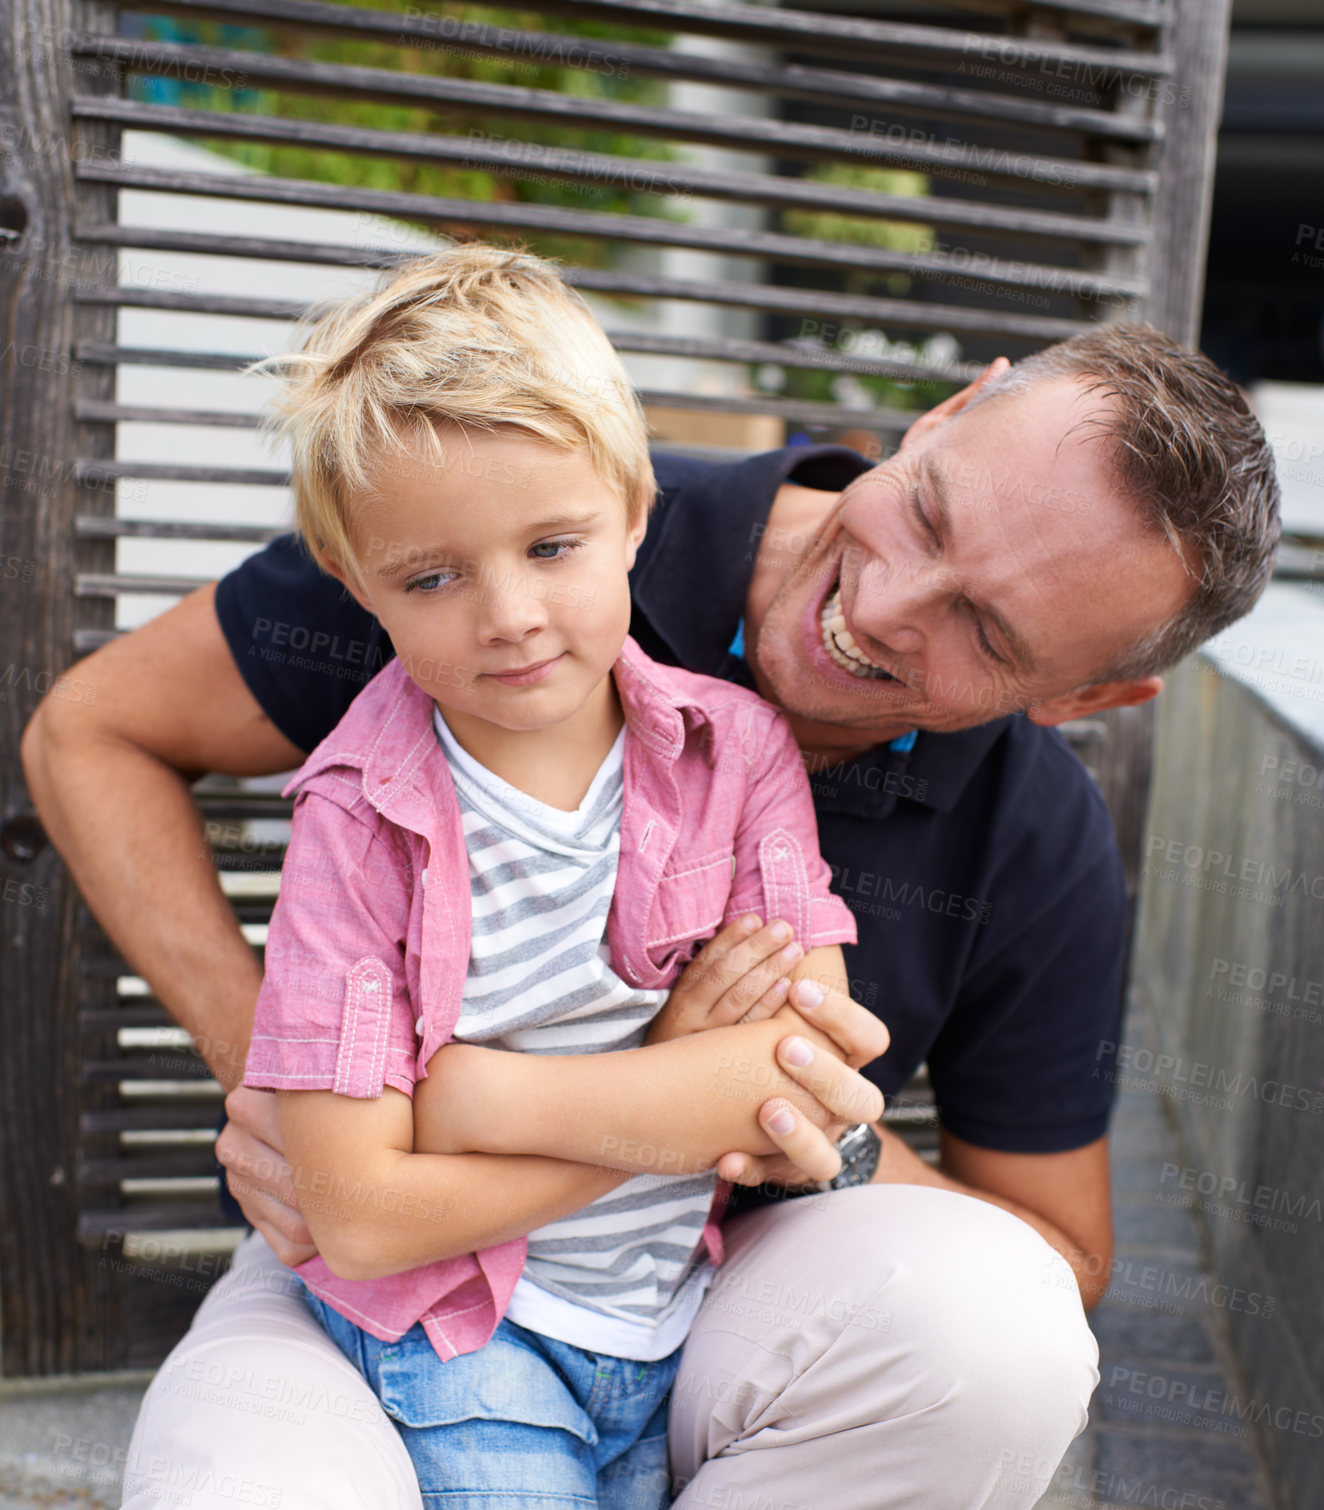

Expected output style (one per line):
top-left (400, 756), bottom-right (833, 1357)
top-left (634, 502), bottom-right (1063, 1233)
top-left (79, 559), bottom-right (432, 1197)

top-left (333, 427), bottom-right (646, 740)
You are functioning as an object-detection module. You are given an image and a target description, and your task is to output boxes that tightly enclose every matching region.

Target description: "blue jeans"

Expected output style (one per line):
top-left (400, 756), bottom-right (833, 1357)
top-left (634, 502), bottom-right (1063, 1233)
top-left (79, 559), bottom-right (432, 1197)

top-left (304, 1290), bottom-right (680, 1509)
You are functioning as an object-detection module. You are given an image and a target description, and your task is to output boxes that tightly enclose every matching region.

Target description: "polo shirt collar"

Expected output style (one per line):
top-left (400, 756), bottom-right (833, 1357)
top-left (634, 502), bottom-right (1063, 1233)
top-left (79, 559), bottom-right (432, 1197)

top-left (633, 444), bottom-right (1015, 817)
top-left (632, 445), bottom-right (873, 678)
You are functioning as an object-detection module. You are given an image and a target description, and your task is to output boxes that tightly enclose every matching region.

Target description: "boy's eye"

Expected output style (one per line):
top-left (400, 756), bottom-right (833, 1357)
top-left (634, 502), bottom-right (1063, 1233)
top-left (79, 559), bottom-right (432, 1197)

top-left (529, 538), bottom-right (583, 561)
top-left (404, 569), bottom-right (457, 594)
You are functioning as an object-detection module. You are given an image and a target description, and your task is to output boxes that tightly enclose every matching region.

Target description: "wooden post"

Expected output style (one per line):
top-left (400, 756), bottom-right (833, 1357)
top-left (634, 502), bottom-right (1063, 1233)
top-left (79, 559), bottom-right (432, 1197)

top-left (1147, 0), bottom-right (1233, 347)
top-left (0, 0), bottom-right (122, 1375)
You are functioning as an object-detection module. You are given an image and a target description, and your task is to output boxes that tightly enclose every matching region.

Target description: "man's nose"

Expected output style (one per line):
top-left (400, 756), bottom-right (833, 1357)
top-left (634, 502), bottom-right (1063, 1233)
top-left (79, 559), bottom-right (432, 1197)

top-left (851, 553), bottom-right (944, 658)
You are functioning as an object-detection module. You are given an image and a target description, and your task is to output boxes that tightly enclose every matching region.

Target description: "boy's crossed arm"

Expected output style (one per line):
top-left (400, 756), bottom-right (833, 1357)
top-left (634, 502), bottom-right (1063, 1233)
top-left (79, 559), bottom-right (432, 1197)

top-left (414, 937), bottom-right (885, 1181)
top-left (279, 931), bottom-right (885, 1282)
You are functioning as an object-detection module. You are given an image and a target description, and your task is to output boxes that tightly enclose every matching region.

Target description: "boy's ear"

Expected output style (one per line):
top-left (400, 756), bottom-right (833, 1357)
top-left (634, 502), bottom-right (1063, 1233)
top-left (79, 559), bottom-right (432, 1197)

top-left (322, 554), bottom-right (375, 615)
top-left (623, 509), bottom-right (649, 572)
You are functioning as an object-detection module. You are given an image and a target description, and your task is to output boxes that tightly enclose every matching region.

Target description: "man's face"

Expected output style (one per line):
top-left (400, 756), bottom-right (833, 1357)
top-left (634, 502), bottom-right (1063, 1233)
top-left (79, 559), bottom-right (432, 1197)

top-left (748, 378), bottom-right (1197, 740)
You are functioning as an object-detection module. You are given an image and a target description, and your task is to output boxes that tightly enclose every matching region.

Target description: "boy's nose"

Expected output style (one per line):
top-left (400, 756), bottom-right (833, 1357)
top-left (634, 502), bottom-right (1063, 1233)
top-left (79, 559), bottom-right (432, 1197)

top-left (476, 576), bottom-right (549, 643)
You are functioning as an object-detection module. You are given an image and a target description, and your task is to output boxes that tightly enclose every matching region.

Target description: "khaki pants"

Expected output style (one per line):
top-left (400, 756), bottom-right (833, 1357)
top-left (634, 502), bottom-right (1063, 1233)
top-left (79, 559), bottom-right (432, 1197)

top-left (123, 1186), bottom-right (1098, 1509)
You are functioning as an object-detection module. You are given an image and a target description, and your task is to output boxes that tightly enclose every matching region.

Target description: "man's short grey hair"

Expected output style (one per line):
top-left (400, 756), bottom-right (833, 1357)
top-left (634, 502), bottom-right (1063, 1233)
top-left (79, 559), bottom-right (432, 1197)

top-left (965, 323), bottom-right (1281, 683)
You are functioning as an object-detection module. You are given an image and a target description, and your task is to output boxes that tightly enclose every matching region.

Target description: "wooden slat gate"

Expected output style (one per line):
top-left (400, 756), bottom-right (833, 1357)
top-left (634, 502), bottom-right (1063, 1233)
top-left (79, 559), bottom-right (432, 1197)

top-left (0, 0), bottom-right (1229, 1376)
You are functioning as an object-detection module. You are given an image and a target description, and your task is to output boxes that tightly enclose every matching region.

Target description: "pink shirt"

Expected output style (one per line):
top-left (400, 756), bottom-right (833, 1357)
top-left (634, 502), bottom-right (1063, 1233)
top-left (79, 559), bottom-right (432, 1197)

top-left (245, 635), bottom-right (857, 1360)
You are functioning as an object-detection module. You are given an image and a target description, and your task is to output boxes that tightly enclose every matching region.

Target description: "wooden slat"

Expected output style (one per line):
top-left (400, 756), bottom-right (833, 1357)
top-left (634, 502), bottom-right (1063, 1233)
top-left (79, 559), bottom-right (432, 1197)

top-left (77, 328), bottom-right (980, 384)
top-left (70, 39), bottom-right (1158, 193)
top-left (72, 98), bottom-right (1152, 249)
top-left (75, 513), bottom-right (281, 542)
top-left (82, 1107), bottom-right (227, 1134)
top-left (100, 0), bottom-right (1165, 139)
top-left (926, 0), bottom-right (1167, 24)
top-left (84, 1056), bottom-right (215, 1083)
top-left (80, 1007), bottom-right (176, 1031)
top-left (75, 456), bottom-right (286, 484)
top-left (80, 1154), bottom-right (219, 1187)
top-left (75, 398), bottom-right (269, 428)
top-left (78, 572), bottom-right (215, 597)
top-left (73, 241), bottom-right (1095, 342)
top-left (79, 1204), bottom-right (240, 1240)
top-left (395, 0), bottom-right (1173, 71)
top-left (74, 170), bottom-right (1151, 299)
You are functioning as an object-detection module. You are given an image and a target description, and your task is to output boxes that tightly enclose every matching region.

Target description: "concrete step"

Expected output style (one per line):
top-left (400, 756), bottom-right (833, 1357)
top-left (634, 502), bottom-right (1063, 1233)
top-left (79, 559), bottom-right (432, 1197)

top-left (0, 1377), bottom-right (148, 1509)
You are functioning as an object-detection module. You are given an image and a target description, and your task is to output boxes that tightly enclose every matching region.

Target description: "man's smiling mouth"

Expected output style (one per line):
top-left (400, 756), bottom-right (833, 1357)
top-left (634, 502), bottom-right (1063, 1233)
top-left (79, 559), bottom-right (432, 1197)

top-left (819, 584), bottom-right (897, 681)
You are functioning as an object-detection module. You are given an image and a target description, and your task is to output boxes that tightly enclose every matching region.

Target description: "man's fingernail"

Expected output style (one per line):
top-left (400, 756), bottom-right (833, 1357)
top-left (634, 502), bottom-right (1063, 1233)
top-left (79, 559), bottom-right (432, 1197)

top-left (795, 980), bottom-right (825, 1008)
top-left (770, 920), bottom-right (792, 942)
top-left (740, 914), bottom-right (762, 933)
top-left (782, 1036), bottom-right (813, 1067)
top-left (766, 1105), bottom-right (795, 1134)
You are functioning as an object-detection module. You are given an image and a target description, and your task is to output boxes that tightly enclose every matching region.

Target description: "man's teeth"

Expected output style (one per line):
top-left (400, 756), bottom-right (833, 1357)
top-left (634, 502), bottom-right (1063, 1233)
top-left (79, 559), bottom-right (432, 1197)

top-left (819, 588), bottom-right (893, 680)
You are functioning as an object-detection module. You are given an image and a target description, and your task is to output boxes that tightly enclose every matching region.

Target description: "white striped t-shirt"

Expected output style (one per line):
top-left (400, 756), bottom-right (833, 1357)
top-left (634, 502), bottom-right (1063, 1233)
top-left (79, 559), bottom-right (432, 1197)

top-left (432, 708), bottom-right (718, 1360)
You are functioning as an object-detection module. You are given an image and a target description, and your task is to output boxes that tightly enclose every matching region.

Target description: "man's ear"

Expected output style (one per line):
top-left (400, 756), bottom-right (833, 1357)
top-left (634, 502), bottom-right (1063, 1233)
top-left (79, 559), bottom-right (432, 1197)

top-left (1025, 677), bottom-right (1164, 728)
top-left (897, 356), bottom-right (1011, 453)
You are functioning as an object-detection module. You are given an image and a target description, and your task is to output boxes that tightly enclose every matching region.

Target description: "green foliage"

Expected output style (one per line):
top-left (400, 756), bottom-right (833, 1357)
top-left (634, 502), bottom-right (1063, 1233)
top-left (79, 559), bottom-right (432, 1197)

top-left (782, 165), bottom-right (934, 254)
top-left (770, 164), bottom-right (953, 415)
top-left (128, 1), bottom-right (685, 265)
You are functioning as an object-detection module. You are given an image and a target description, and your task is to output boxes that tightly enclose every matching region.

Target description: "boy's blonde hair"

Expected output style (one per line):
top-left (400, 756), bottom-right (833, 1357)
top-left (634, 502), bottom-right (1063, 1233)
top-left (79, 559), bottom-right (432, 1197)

top-left (253, 243), bottom-right (656, 588)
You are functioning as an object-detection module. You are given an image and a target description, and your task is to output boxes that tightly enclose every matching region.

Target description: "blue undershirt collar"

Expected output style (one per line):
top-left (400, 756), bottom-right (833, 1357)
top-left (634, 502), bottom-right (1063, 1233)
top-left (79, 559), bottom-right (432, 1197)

top-left (727, 619), bottom-right (917, 753)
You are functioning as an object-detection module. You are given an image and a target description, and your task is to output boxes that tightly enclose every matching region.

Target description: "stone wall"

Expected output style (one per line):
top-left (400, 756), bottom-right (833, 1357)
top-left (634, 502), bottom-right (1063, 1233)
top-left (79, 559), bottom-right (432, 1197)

top-left (1130, 583), bottom-right (1324, 1510)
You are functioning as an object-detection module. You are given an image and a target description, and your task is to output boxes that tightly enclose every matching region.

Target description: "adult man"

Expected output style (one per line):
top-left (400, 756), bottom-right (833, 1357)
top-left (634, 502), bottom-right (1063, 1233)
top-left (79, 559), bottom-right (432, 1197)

top-left (22, 323), bottom-right (1279, 1509)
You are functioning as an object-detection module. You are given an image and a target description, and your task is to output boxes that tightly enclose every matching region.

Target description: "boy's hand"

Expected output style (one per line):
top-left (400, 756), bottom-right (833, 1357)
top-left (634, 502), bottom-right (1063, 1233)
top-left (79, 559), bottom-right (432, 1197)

top-left (645, 914), bottom-right (805, 1043)
top-left (647, 917), bottom-right (889, 1072)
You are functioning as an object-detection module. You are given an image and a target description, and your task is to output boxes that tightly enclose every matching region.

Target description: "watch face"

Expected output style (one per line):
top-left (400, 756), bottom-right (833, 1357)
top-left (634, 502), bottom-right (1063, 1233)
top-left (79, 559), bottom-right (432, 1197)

top-left (832, 1124), bottom-right (881, 1188)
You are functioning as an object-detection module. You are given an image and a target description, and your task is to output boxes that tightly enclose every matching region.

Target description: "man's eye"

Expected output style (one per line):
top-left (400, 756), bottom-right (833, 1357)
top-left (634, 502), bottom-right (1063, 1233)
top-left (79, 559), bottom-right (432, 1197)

top-left (910, 489), bottom-right (939, 548)
top-left (969, 607), bottom-right (1005, 664)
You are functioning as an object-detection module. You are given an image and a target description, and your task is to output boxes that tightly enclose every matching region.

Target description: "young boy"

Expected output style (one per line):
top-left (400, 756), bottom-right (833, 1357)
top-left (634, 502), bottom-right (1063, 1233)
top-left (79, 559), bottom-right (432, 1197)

top-left (243, 244), bottom-right (875, 1508)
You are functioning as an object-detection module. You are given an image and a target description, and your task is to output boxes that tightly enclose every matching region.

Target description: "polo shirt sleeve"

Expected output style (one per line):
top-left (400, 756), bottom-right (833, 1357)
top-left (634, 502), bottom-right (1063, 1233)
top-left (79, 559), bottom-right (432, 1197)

top-left (244, 786), bottom-right (421, 1101)
top-left (924, 752), bottom-right (1127, 1154)
top-left (729, 705), bottom-right (858, 951)
top-left (214, 534), bottom-right (393, 756)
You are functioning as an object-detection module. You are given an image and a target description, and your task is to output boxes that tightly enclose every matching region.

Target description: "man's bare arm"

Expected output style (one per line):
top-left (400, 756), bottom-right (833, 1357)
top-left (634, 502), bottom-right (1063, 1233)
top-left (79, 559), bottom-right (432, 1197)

top-left (20, 584), bottom-right (301, 1091)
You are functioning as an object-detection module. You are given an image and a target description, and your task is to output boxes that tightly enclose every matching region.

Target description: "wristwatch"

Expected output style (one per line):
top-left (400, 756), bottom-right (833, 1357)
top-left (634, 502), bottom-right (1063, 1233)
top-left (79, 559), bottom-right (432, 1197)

top-left (821, 1122), bottom-right (882, 1191)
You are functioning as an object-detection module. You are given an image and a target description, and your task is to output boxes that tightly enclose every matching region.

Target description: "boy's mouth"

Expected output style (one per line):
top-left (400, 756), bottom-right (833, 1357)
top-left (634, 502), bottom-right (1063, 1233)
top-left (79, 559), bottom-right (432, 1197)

top-left (819, 585), bottom-right (896, 681)
top-left (483, 653), bottom-right (564, 686)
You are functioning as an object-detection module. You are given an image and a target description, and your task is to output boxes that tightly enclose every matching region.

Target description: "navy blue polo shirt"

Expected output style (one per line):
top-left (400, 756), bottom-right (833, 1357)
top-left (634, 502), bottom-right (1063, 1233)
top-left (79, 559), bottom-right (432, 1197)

top-left (216, 446), bottom-right (1125, 1157)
